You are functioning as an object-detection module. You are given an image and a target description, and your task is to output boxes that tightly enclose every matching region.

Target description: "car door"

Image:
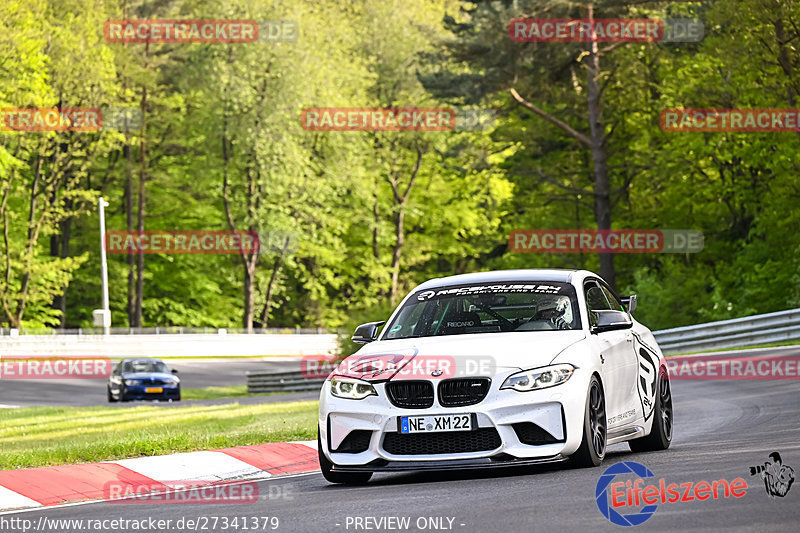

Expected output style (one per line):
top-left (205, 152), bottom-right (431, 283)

top-left (598, 283), bottom-right (643, 424)
top-left (584, 280), bottom-right (638, 428)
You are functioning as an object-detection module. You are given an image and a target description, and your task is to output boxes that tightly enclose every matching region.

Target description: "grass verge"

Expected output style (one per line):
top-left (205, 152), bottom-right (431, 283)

top-left (181, 385), bottom-right (278, 400)
top-left (0, 401), bottom-right (318, 470)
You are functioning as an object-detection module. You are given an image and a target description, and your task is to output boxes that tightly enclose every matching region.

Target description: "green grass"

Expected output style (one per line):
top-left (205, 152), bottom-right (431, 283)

top-left (181, 385), bottom-right (280, 400)
top-left (0, 401), bottom-right (318, 470)
top-left (668, 338), bottom-right (800, 356)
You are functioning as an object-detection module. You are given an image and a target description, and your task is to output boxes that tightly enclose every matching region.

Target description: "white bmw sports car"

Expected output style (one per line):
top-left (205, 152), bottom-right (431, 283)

top-left (318, 269), bottom-right (673, 484)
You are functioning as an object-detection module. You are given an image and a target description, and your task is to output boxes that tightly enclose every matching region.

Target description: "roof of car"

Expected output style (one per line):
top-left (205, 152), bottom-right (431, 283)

top-left (414, 269), bottom-right (582, 290)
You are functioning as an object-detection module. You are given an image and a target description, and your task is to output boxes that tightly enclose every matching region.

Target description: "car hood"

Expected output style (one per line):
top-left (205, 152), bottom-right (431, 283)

top-left (121, 372), bottom-right (175, 381)
top-left (338, 331), bottom-right (586, 381)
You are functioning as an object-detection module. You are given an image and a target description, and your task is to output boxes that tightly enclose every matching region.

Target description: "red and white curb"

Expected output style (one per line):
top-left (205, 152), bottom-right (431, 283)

top-left (0, 440), bottom-right (318, 512)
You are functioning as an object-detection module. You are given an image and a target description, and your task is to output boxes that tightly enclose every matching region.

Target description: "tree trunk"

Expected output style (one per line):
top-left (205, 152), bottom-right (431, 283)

top-left (586, 4), bottom-right (615, 290)
top-left (259, 237), bottom-right (290, 330)
top-left (389, 206), bottom-right (404, 306)
top-left (134, 41), bottom-right (149, 327)
top-left (14, 157), bottom-right (43, 325)
top-left (125, 132), bottom-right (135, 325)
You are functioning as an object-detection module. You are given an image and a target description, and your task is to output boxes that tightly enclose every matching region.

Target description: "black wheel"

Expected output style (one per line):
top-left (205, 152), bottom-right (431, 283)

top-left (571, 375), bottom-right (606, 467)
top-left (175, 388), bottom-right (181, 401)
top-left (629, 367), bottom-right (673, 452)
top-left (318, 432), bottom-right (372, 485)
top-left (107, 386), bottom-right (118, 403)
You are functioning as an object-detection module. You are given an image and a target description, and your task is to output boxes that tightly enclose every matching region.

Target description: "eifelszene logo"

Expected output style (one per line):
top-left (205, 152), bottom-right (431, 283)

top-left (749, 452), bottom-right (795, 498)
top-left (595, 461), bottom-right (748, 527)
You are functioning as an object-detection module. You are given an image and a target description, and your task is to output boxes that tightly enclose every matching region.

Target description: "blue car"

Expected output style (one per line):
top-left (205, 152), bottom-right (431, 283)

top-left (107, 358), bottom-right (181, 402)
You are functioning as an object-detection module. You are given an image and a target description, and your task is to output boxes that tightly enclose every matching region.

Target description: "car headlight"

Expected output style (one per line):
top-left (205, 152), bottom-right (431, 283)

top-left (500, 364), bottom-right (575, 392)
top-left (124, 379), bottom-right (141, 386)
top-left (330, 376), bottom-right (377, 400)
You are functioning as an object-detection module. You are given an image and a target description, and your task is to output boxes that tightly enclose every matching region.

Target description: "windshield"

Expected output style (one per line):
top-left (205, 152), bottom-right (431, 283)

top-left (123, 360), bottom-right (169, 374)
top-left (383, 282), bottom-right (582, 340)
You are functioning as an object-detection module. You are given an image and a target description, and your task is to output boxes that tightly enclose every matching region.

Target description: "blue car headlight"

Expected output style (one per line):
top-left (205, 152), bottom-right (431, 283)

top-left (124, 379), bottom-right (142, 386)
top-left (501, 364), bottom-right (575, 392)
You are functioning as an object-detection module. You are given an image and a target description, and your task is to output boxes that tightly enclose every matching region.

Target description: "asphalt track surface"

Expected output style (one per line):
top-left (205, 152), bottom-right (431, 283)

top-left (0, 359), bottom-right (307, 407)
top-left (4, 347), bottom-right (800, 532)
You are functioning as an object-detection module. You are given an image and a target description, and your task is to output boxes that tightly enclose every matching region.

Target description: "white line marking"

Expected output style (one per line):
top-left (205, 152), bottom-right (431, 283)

top-left (0, 471), bottom-right (320, 516)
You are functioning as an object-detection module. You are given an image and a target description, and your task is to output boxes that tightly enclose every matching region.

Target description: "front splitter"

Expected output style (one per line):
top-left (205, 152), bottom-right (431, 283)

top-left (331, 454), bottom-right (568, 473)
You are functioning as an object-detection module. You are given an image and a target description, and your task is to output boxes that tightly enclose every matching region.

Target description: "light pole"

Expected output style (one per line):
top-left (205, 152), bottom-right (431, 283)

top-left (98, 197), bottom-right (111, 335)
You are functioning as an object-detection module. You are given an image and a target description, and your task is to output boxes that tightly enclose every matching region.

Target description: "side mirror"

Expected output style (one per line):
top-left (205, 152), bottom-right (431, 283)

top-left (171, 369), bottom-right (179, 375)
top-left (620, 294), bottom-right (637, 315)
top-left (590, 310), bottom-right (633, 334)
top-left (351, 321), bottom-right (386, 344)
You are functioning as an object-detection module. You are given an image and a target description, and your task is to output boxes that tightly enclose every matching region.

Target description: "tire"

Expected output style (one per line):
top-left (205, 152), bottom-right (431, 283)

top-left (318, 432), bottom-right (372, 485)
top-left (629, 367), bottom-right (673, 452)
top-left (107, 386), bottom-right (118, 403)
top-left (175, 388), bottom-right (181, 401)
top-left (570, 375), bottom-right (607, 468)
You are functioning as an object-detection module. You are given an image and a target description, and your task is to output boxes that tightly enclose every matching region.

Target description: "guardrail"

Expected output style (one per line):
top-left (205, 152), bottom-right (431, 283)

top-left (246, 370), bottom-right (326, 393)
top-left (652, 308), bottom-right (800, 355)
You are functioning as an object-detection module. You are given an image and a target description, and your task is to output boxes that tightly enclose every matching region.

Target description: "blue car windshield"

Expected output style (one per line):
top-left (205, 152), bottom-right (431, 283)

top-left (124, 360), bottom-right (169, 373)
top-left (383, 282), bottom-right (582, 340)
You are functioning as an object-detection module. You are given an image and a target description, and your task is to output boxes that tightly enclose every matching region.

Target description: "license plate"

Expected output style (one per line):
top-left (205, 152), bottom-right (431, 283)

top-left (400, 414), bottom-right (472, 434)
top-left (145, 387), bottom-right (163, 393)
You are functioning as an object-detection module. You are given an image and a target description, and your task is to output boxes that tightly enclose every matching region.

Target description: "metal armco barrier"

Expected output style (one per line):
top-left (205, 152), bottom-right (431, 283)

top-left (246, 369), bottom-right (326, 393)
top-left (652, 308), bottom-right (800, 355)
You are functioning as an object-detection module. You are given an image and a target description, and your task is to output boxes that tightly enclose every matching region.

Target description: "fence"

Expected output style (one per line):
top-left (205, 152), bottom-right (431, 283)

top-left (652, 308), bottom-right (800, 355)
top-left (246, 370), bottom-right (326, 393)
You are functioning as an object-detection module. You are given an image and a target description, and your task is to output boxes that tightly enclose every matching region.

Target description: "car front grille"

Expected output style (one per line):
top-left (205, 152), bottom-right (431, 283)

top-left (386, 381), bottom-right (434, 409)
top-left (139, 378), bottom-right (165, 385)
top-left (438, 378), bottom-right (491, 407)
top-left (382, 428), bottom-right (501, 455)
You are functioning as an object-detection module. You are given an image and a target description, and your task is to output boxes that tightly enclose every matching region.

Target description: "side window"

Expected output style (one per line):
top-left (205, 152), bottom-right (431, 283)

top-left (585, 282), bottom-right (611, 311)
top-left (600, 284), bottom-right (625, 312)
top-left (585, 281), bottom-right (612, 327)
top-left (122, 362), bottom-right (132, 373)
top-left (114, 362), bottom-right (123, 375)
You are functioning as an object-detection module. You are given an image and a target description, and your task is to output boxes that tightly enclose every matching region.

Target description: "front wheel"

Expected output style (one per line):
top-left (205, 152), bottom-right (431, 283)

top-left (570, 375), bottom-right (606, 468)
top-left (629, 367), bottom-right (672, 452)
top-left (318, 432), bottom-right (372, 485)
top-left (107, 386), bottom-right (118, 403)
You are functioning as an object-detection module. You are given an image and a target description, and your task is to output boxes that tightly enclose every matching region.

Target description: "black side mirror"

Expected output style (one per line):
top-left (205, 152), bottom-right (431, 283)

top-left (620, 294), bottom-right (637, 315)
top-left (171, 369), bottom-right (179, 375)
top-left (590, 310), bottom-right (633, 334)
top-left (352, 321), bottom-right (386, 344)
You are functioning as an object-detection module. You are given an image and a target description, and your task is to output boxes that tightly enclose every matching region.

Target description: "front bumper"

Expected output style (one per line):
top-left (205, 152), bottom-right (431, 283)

top-left (318, 369), bottom-right (591, 469)
top-left (122, 384), bottom-right (180, 400)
